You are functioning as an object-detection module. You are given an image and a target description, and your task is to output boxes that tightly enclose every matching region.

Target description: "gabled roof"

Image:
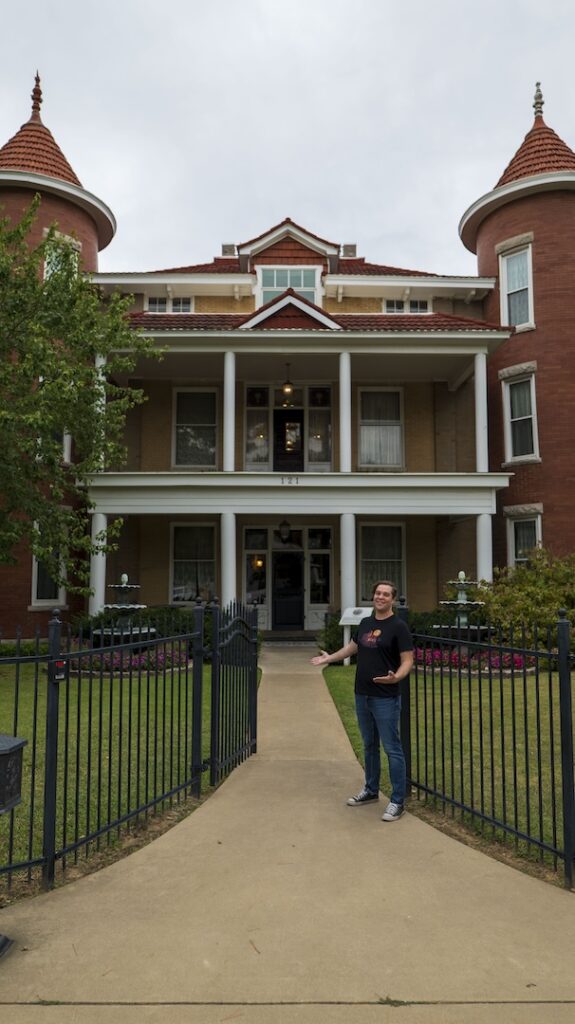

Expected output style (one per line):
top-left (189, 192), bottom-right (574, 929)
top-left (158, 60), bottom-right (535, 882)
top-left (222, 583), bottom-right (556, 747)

top-left (237, 217), bottom-right (340, 254)
top-left (496, 83), bottom-right (575, 187)
top-left (148, 258), bottom-right (241, 274)
top-left (334, 258), bottom-right (437, 277)
top-left (237, 289), bottom-right (342, 331)
top-left (0, 74), bottom-right (82, 186)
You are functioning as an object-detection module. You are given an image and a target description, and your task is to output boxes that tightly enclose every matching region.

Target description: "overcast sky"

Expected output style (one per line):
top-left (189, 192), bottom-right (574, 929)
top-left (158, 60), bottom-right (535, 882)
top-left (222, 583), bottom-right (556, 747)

top-left (2, 1), bottom-right (574, 276)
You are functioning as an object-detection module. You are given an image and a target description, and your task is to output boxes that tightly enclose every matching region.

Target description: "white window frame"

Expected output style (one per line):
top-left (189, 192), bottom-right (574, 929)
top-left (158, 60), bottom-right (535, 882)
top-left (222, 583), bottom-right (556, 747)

top-left (169, 522), bottom-right (216, 604)
top-left (30, 552), bottom-right (66, 610)
top-left (255, 265), bottom-right (322, 308)
top-left (146, 296), bottom-right (194, 313)
top-left (499, 245), bottom-right (535, 330)
top-left (408, 299), bottom-right (430, 313)
top-left (359, 522), bottom-right (406, 602)
top-left (385, 299), bottom-right (405, 313)
top-left (506, 514), bottom-right (542, 567)
top-left (502, 374), bottom-right (540, 464)
top-left (42, 228), bottom-right (81, 279)
top-left (172, 388), bottom-right (218, 469)
top-left (358, 387), bottom-right (405, 470)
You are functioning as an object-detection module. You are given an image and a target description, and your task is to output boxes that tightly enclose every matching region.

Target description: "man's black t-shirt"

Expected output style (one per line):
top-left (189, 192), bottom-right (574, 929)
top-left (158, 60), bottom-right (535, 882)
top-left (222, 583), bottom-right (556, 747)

top-left (352, 614), bottom-right (413, 698)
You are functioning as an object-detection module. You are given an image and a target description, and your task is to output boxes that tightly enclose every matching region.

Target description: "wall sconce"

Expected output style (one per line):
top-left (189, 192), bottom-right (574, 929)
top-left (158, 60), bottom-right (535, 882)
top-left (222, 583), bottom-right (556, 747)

top-left (278, 519), bottom-right (291, 543)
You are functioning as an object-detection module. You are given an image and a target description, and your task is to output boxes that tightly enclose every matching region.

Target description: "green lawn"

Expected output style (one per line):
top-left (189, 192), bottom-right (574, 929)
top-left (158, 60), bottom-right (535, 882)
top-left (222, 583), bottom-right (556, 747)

top-left (323, 664), bottom-right (575, 872)
top-left (0, 658), bottom-right (215, 885)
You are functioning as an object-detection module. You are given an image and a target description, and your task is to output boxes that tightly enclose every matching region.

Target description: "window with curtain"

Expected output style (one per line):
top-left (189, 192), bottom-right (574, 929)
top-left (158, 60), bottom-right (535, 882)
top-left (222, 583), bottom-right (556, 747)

top-left (512, 519), bottom-right (538, 566)
top-left (359, 390), bottom-right (403, 468)
top-left (501, 248), bottom-right (532, 327)
top-left (504, 377), bottom-right (538, 460)
top-left (360, 525), bottom-right (403, 601)
top-left (172, 525), bottom-right (215, 602)
top-left (174, 391), bottom-right (217, 466)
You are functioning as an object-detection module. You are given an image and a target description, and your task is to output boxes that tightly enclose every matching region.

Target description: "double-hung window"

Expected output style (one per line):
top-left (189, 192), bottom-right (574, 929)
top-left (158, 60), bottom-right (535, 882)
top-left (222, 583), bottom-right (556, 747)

top-left (358, 389), bottom-right (403, 469)
top-left (31, 551), bottom-right (66, 608)
top-left (174, 390), bottom-right (217, 467)
top-left (172, 525), bottom-right (215, 602)
top-left (500, 247), bottom-right (534, 328)
top-left (360, 524), bottom-right (404, 601)
top-left (502, 375), bottom-right (539, 462)
top-left (507, 516), bottom-right (542, 567)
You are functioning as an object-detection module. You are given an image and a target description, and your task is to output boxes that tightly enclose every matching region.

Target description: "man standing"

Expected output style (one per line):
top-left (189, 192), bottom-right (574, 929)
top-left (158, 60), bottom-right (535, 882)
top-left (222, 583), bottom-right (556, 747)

top-left (311, 580), bottom-right (413, 821)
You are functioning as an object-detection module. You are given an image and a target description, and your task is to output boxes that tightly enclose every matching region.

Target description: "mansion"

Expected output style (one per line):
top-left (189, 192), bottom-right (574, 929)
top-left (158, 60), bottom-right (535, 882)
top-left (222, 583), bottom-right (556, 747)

top-left (1, 79), bottom-right (574, 634)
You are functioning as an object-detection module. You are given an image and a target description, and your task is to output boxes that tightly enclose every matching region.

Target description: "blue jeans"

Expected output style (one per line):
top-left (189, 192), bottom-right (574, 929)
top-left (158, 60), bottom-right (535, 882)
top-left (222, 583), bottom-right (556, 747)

top-left (355, 694), bottom-right (406, 805)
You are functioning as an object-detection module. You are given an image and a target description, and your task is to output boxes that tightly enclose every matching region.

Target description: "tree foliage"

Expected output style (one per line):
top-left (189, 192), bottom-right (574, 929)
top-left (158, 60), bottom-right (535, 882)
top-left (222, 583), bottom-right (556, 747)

top-left (478, 548), bottom-right (575, 627)
top-left (0, 197), bottom-right (158, 592)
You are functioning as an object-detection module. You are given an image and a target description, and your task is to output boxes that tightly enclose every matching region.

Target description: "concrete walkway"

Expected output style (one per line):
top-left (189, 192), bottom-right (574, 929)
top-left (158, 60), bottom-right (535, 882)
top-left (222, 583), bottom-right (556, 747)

top-left (1, 646), bottom-right (574, 1024)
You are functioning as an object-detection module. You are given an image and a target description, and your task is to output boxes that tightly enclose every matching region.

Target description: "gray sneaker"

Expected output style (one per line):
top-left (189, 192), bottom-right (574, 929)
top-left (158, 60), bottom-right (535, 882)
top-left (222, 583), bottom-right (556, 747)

top-left (382, 801), bottom-right (404, 821)
top-left (347, 787), bottom-right (379, 806)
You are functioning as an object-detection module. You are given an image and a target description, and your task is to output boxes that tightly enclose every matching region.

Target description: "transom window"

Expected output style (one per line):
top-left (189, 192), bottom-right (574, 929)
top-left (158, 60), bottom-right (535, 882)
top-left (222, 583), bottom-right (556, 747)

top-left (174, 390), bottom-right (217, 467)
top-left (358, 389), bottom-right (403, 469)
top-left (261, 268), bottom-right (317, 305)
top-left (502, 376), bottom-right (539, 462)
top-left (500, 247), bottom-right (534, 328)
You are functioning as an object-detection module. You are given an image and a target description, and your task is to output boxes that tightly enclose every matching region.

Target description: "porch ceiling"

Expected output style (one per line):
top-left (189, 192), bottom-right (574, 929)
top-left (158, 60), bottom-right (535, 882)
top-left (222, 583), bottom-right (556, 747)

top-left (123, 349), bottom-right (479, 387)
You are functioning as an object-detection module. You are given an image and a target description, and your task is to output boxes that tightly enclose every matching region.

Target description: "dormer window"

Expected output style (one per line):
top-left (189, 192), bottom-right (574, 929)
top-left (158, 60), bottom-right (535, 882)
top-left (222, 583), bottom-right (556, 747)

top-left (260, 268), bottom-right (318, 306)
top-left (409, 299), bottom-right (429, 313)
top-left (385, 300), bottom-right (405, 313)
top-left (148, 297), bottom-right (167, 313)
top-left (172, 297), bottom-right (192, 313)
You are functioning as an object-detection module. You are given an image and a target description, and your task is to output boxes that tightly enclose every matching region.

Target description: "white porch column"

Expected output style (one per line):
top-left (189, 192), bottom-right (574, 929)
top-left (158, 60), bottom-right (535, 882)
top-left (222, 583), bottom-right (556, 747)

top-left (340, 512), bottom-right (356, 661)
top-left (339, 351), bottom-right (352, 473)
top-left (476, 513), bottom-right (493, 583)
top-left (223, 350), bottom-right (236, 472)
top-left (220, 511), bottom-right (237, 607)
top-left (474, 351), bottom-right (489, 473)
top-left (88, 512), bottom-right (108, 616)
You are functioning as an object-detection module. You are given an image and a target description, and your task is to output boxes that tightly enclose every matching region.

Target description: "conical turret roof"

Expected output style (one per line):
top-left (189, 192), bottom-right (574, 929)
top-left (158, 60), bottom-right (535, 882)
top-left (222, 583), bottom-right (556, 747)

top-left (0, 74), bottom-right (82, 187)
top-left (495, 82), bottom-right (575, 187)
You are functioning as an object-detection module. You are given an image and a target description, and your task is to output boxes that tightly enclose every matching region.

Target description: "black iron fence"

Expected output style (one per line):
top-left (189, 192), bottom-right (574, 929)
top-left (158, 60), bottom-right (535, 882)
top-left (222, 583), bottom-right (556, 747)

top-left (0, 601), bottom-right (258, 891)
top-left (399, 609), bottom-right (575, 888)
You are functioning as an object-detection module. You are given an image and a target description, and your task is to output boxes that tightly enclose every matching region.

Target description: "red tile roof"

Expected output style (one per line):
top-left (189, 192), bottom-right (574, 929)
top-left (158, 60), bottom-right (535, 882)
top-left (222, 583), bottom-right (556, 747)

top-left (149, 258), bottom-right (241, 274)
top-left (496, 115), bottom-right (575, 188)
top-left (0, 75), bottom-right (82, 187)
top-left (129, 310), bottom-right (504, 333)
top-left (337, 258), bottom-right (438, 277)
top-left (238, 217), bottom-right (340, 250)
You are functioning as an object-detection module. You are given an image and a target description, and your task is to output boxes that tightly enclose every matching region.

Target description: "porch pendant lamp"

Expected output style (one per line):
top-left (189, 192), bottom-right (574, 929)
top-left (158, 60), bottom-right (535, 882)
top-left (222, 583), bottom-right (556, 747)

top-left (279, 519), bottom-right (291, 543)
top-left (282, 363), bottom-right (293, 398)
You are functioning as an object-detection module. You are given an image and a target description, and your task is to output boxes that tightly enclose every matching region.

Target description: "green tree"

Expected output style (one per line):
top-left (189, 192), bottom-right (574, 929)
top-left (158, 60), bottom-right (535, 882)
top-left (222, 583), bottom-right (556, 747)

top-left (0, 198), bottom-right (158, 593)
top-left (479, 547), bottom-right (575, 628)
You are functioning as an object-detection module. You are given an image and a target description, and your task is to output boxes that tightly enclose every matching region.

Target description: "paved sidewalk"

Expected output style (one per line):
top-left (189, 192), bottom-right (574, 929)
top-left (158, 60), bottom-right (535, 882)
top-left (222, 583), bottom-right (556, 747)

top-left (0, 646), bottom-right (574, 1024)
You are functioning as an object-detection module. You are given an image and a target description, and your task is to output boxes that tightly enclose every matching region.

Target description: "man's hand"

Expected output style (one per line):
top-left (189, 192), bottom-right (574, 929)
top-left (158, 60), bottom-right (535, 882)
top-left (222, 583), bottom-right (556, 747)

top-left (373, 671), bottom-right (399, 684)
top-left (311, 650), bottom-right (330, 666)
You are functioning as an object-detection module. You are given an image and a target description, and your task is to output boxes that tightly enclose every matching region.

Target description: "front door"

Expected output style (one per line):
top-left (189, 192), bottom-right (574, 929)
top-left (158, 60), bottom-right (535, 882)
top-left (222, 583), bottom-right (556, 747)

top-left (273, 408), bottom-right (304, 472)
top-left (272, 551), bottom-right (304, 630)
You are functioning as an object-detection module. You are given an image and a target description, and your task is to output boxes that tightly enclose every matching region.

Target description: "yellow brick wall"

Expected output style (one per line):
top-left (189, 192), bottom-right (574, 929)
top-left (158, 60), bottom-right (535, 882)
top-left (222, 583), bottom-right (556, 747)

top-left (323, 297), bottom-right (382, 314)
top-left (436, 517), bottom-right (476, 595)
top-left (195, 296), bottom-right (255, 313)
top-left (404, 383), bottom-right (435, 471)
top-left (139, 382), bottom-right (173, 470)
top-left (405, 518), bottom-right (438, 609)
top-left (139, 518), bottom-right (171, 605)
top-left (433, 382), bottom-right (476, 472)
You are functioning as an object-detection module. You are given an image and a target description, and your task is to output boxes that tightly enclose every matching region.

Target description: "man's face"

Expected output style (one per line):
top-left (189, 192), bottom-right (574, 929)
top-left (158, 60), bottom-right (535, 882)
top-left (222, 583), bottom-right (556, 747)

top-left (373, 585), bottom-right (394, 614)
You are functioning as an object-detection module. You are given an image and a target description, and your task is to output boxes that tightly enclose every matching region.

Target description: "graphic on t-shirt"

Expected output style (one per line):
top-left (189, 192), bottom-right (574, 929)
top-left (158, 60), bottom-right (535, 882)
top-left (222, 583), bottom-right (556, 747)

top-left (362, 629), bottom-right (381, 646)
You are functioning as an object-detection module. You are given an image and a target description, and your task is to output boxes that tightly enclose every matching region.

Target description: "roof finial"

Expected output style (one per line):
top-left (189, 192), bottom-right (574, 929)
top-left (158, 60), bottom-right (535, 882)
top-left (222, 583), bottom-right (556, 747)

top-left (30, 71), bottom-right (43, 123)
top-left (533, 81), bottom-right (544, 119)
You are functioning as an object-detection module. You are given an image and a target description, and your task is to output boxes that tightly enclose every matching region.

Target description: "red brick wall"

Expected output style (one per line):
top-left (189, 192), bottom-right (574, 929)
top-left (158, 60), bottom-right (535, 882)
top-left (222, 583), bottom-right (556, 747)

top-left (477, 191), bottom-right (575, 561)
top-left (0, 187), bottom-right (100, 271)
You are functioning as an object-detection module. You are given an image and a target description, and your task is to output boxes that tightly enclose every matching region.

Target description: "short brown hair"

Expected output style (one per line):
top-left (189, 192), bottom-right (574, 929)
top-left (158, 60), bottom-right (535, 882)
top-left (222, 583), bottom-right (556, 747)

top-left (371, 580), bottom-right (397, 599)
